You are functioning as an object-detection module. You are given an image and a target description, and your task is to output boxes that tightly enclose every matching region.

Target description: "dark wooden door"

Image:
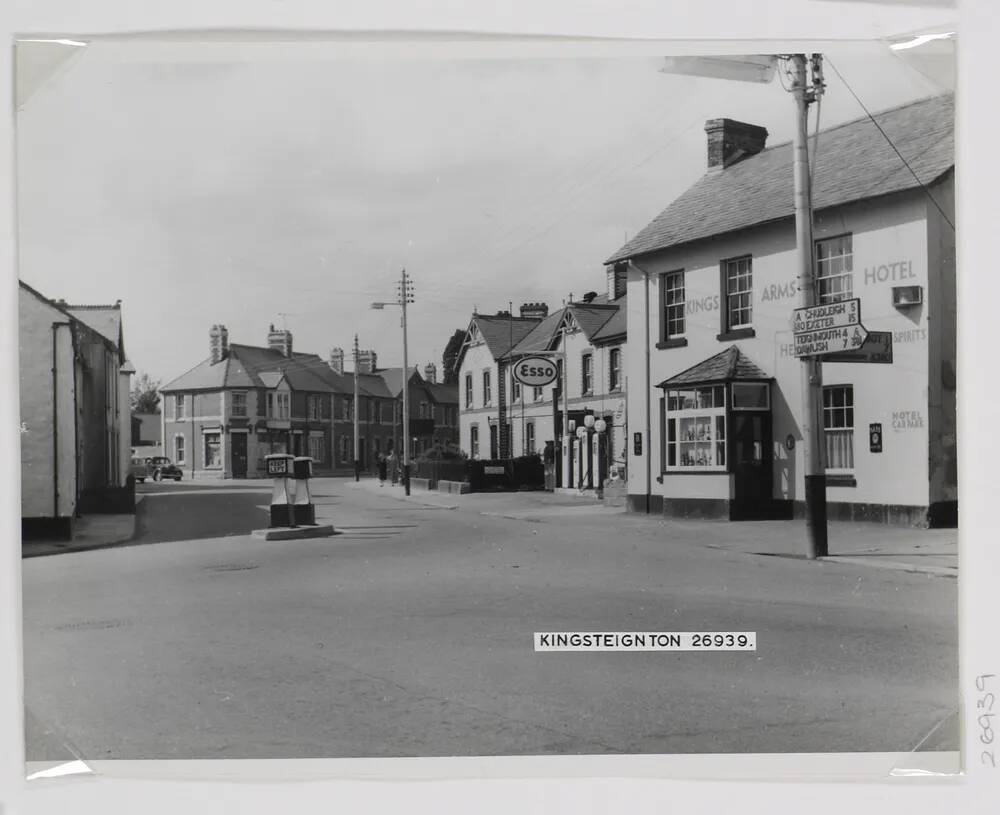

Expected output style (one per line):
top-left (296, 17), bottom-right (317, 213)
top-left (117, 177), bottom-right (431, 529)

top-left (231, 433), bottom-right (248, 479)
top-left (730, 412), bottom-right (773, 520)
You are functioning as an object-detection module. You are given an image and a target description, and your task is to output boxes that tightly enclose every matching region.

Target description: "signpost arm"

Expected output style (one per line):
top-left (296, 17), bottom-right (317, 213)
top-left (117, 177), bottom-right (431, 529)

top-left (792, 54), bottom-right (828, 558)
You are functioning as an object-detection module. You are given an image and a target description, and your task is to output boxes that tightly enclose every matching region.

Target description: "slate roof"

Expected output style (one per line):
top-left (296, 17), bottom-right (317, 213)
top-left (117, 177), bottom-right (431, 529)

top-left (161, 343), bottom-right (339, 393)
top-left (375, 366), bottom-right (420, 398)
top-left (657, 346), bottom-right (770, 388)
top-left (424, 381), bottom-right (459, 405)
top-left (64, 303), bottom-right (124, 354)
top-left (567, 303), bottom-right (619, 341)
top-left (506, 308), bottom-right (567, 357)
top-left (607, 93), bottom-right (954, 263)
top-left (470, 314), bottom-right (544, 360)
top-left (591, 296), bottom-right (627, 344)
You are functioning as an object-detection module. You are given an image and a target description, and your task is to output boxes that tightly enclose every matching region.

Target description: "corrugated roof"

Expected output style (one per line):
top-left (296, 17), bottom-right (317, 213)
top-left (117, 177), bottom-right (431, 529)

top-left (657, 346), bottom-right (770, 387)
top-left (608, 93), bottom-right (954, 263)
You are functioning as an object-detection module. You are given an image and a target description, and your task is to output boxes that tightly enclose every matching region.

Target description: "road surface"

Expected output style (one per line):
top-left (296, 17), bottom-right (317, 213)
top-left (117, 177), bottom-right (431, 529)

top-left (22, 478), bottom-right (958, 760)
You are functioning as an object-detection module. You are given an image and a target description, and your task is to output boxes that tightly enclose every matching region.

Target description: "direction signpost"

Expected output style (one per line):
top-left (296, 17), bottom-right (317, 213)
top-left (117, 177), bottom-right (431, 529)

top-left (822, 331), bottom-right (893, 364)
top-left (793, 298), bottom-right (869, 358)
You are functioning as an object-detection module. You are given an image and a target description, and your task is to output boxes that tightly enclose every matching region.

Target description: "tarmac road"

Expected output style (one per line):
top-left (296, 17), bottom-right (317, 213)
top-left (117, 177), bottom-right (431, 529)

top-left (22, 478), bottom-right (958, 760)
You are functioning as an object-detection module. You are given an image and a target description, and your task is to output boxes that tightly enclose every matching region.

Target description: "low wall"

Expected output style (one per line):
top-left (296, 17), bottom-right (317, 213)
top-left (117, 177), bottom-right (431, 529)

top-left (437, 480), bottom-right (470, 495)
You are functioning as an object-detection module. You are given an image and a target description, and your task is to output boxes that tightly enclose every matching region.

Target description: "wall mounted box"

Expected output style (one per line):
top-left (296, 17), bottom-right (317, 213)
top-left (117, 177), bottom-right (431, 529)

top-left (892, 285), bottom-right (923, 308)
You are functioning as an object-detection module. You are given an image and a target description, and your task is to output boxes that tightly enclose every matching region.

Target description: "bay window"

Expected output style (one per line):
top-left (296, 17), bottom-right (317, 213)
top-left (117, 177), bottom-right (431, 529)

top-left (664, 385), bottom-right (727, 470)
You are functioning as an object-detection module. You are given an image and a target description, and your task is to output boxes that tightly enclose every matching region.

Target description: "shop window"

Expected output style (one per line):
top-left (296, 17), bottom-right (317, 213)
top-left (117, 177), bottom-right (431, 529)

top-left (204, 432), bottom-right (222, 468)
top-left (664, 386), bottom-right (727, 470)
top-left (465, 373), bottom-right (473, 408)
top-left (823, 385), bottom-right (855, 472)
top-left (723, 256), bottom-right (753, 331)
top-left (661, 270), bottom-right (686, 340)
top-left (731, 382), bottom-right (770, 411)
top-left (609, 347), bottom-right (623, 391)
top-left (231, 392), bottom-right (247, 417)
top-left (470, 425), bottom-right (480, 458)
top-left (483, 370), bottom-right (492, 406)
top-left (581, 353), bottom-right (593, 395)
top-left (174, 435), bottom-right (186, 465)
top-left (816, 234), bottom-right (853, 304)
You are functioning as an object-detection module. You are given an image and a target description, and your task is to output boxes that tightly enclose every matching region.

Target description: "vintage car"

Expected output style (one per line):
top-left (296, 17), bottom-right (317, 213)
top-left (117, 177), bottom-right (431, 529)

top-left (144, 456), bottom-right (183, 482)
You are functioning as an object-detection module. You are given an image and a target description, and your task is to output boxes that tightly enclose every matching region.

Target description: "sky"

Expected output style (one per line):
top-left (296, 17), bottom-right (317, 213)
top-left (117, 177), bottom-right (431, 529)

top-left (15, 41), bottom-right (947, 386)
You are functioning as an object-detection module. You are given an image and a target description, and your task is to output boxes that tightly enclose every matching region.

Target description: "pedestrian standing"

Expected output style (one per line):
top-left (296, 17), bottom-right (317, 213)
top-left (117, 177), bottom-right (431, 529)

top-left (389, 450), bottom-right (399, 485)
top-left (377, 453), bottom-right (388, 487)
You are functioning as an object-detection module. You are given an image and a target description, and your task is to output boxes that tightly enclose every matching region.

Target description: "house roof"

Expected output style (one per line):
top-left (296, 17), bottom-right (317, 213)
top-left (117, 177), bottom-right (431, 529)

top-left (566, 303), bottom-right (619, 342)
top-left (657, 346), bottom-right (770, 388)
top-left (424, 381), bottom-right (459, 405)
top-left (591, 296), bottom-right (627, 344)
top-left (161, 343), bottom-right (339, 393)
top-left (64, 303), bottom-right (123, 353)
top-left (375, 366), bottom-right (420, 398)
top-left (608, 93), bottom-right (954, 263)
top-left (506, 308), bottom-right (567, 356)
top-left (470, 314), bottom-right (543, 360)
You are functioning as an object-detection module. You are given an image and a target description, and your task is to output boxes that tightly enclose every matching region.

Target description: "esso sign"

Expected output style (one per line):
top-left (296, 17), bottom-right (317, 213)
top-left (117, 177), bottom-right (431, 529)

top-left (513, 356), bottom-right (558, 387)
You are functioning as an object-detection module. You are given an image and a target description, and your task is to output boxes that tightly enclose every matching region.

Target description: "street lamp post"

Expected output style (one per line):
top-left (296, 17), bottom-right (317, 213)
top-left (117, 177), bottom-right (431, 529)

top-left (371, 269), bottom-right (415, 496)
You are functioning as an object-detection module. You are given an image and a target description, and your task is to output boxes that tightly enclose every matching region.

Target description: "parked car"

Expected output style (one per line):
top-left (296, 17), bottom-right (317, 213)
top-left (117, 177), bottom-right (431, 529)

top-left (145, 456), bottom-right (183, 481)
top-left (129, 457), bottom-right (150, 483)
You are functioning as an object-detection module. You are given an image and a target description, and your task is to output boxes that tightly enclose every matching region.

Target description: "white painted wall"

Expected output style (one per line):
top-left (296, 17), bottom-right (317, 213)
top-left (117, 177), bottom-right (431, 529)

top-left (626, 189), bottom-right (938, 510)
top-left (19, 289), bottom-right (77, 519)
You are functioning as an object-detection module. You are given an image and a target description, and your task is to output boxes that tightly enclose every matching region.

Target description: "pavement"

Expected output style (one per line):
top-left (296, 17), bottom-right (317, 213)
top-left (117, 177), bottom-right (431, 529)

top-left (22, 476), bottom-right (958, 759)
top-left (347, 477), bottom-right (958, 578)
top-left (21, 477), bottom-right (957, 579)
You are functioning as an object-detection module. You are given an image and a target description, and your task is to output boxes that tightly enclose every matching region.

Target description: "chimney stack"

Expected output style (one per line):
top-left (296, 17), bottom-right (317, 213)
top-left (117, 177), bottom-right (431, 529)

top-left (267, 324), bottom-right (293, 357)
top-left (357, 349), bottom-right (377, 374)
top-left (606, 263), bottom-right (627, 301)
top-left (519, 302), bottom-right (549, 319)
top-left (424, 363), bottom-right (437, 384)
top-left (704, 118), bottom-right (768, 170)
top-left (329, 347), bottom-right (345, 375)
top-left (209, 324), bottom-right (229, 364)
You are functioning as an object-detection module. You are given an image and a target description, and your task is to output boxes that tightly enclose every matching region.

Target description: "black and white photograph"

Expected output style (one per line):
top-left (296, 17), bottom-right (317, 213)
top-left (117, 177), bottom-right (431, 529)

top-left (14, 30), bottom-right (961, 776)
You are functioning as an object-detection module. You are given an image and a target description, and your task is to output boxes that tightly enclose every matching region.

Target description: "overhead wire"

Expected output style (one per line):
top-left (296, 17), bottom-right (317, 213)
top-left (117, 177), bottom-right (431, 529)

top-left (825, 56), bottom-right (954, 231)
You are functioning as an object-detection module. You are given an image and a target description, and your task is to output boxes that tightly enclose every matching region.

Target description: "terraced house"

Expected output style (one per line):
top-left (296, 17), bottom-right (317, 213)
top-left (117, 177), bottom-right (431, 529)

top-left (608, 93), bottom-right (955, 526)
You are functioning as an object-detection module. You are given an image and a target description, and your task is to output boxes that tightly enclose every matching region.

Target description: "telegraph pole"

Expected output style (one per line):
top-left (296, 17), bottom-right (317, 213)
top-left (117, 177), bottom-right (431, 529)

top-left (353, 333), bottom-right (360, 482)
top-left (399, 269), bottom-right (414, 495)
top-left (790, 54), bottom-right (828, 557)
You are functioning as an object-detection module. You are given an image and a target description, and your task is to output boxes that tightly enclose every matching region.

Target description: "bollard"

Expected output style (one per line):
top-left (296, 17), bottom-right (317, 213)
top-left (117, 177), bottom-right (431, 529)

top-left (292, 456), bottom-right (316, 525)
top-left (264, 453), bottom-right (295, 528)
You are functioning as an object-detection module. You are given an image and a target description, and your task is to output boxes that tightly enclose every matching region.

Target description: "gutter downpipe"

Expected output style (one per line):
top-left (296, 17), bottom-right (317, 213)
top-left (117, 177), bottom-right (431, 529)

top-left (51, 323), bottom-right (68, 518)
top-left (627, 260), bottom-right (653, 514)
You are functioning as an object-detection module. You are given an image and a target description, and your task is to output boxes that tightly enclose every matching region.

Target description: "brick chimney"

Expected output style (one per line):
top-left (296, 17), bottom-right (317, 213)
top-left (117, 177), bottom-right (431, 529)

top-left (704, 118), bottom-right (768, 170)
top-left (606, 263), bottom-right (627, 301)
top-left (329, 347), bottom-right (345, 375)
top-left (267, 324), bottom-right (293, 357)
top-left (519, 302), bottom-right (549, 319)
top-left (357, 349), bottom-right (377, 374)
top-left (424, 363), bottom-right (437, 384)
top-left (209, 324), bottom-right (229, 364)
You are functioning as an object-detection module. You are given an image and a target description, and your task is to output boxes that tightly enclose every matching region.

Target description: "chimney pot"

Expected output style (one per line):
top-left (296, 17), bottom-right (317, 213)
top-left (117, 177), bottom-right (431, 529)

top-left (267, 325), bottom-right (293, 357)
top-left (209, 324), bottom-right (229, 364)
top-left (424, 363), bottom-right (438, 384)
top-left (329, 347), bottom-right (345, 375)
top-left (519, 302), bottom-right (549, 319)
top-left (704, 118), bottom-right (768, 170)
